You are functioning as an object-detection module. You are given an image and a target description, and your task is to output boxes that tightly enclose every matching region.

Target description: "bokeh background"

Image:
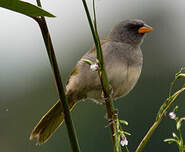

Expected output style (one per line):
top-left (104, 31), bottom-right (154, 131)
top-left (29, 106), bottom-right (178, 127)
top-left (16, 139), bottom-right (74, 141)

top-left (1, 0), bottom-right (185, 151)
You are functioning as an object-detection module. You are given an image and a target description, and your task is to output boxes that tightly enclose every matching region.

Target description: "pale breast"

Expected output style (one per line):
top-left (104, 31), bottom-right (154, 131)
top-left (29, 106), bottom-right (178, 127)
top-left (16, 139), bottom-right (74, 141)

top-left (115, 65), bottom-right (142, 98)
top-left (103, 41), bottom-right (143, 98)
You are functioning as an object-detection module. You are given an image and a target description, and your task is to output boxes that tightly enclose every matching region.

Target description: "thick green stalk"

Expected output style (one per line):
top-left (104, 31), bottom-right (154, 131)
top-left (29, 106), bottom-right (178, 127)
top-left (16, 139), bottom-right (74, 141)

top-left (81, 0), bottom-right (121, 151)
top-left (34, 1), bottom-right (81, 152)
top-left (136, 88), bottom-right (185, 152)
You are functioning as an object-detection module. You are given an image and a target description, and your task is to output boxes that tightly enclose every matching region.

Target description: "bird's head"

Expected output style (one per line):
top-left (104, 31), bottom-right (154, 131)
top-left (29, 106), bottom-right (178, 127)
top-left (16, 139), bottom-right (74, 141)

top-left (109, 19), bottom-right (153, 46)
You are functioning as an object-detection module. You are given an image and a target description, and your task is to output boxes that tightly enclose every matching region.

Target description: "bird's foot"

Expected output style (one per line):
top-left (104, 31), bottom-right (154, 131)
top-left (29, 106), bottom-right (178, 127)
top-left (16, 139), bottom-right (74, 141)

top-left (104, 113), bottom-right (114, 128)
top-left (101, 85), bottom-right (114, 101)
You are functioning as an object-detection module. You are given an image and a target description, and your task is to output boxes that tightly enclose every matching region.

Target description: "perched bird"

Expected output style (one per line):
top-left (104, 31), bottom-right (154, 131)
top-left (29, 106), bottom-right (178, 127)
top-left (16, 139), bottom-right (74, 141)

top-left (30, 19), bottom-right (153, 145)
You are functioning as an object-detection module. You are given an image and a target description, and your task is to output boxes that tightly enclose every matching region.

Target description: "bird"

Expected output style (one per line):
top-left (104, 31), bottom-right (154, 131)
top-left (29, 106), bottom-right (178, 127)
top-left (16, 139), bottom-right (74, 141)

top-left (30, 19), bottom-right (153, 145)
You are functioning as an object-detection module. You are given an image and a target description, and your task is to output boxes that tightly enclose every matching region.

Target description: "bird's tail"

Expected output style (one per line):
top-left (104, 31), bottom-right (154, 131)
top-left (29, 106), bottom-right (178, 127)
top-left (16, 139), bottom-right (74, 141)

top-left (30, 99), bottom-right (75, 145)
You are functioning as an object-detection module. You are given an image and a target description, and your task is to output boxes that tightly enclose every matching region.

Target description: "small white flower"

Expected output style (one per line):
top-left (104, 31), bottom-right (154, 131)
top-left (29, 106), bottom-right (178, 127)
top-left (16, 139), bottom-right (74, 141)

top-left (120, 136), bottom-right (128, 147)
top-left (169, 112), bottom-right (176, 119)
top-left (90, 63), bottom-right (98, 71)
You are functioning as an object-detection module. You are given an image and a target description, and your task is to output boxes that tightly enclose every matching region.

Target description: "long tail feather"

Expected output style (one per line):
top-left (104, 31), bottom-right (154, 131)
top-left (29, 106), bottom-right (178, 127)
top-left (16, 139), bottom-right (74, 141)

top-left (30, 100), bottom-right (75, 145)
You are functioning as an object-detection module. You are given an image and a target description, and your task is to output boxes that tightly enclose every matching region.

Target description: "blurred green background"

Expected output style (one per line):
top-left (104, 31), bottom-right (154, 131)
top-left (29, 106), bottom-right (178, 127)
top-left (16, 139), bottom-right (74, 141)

top-left (1, 0), bottom-right (185, 151)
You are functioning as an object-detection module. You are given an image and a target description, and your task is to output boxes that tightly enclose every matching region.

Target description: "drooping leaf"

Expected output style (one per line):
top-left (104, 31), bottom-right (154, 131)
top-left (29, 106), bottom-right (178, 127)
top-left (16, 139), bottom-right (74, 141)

top-left (164, 138), bottom-right (178, 144)
top-left (0, 0), bottom-right (55, 17)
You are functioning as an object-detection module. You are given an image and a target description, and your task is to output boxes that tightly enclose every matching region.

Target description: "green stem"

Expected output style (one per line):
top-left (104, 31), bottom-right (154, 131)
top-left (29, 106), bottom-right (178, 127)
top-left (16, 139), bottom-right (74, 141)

top-left (81, 0), bottom-right (103, 63)
top-left (81, 0), bottom-right (120, 151)
top-left (34, 1), bottom-right (81, 152)
top-left (178, 128), bottom-right (184, 152)
top-left (36, 0), bottom-right (41, 7)
top-left (125, 145), bottom-right (129, 152)
top-left (136, 88), bottom-right (185, 152)
top-left (92, 0), bottom-right (97, 32)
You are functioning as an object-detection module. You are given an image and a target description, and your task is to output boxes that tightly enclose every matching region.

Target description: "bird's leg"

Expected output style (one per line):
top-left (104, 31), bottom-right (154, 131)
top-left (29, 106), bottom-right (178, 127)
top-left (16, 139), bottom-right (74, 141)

top-left (101, 85), bottom-right (114, 101)
top-left (102, 86), bottom-right (118, 127)
top-left (100, 85), bottom-right (113, 109)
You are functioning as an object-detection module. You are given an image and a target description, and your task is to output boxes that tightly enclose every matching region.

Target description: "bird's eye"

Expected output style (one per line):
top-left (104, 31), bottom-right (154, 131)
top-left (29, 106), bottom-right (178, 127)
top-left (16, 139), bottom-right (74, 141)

top-left (127, 24), bottom-right (143, 32)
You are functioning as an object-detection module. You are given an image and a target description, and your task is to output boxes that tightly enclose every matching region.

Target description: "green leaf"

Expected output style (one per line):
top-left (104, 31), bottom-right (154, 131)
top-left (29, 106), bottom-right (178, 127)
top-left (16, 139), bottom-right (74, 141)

top-left (177, 120), bottom-right (182, 130)
top-left (82, 59), bottom-right (94, 65)
top-left (176, 73), bottom-right (185, 80)
top-left (164, 138), bottom-right (178, 144)
top-left (173, 106), bottom-right (179, 113)
top-left (0, 0), bottom-right (55, 17)
top-left (123, 131), bottom-right (131, 136)
top-left (119, 120), bottom-right (128, 126)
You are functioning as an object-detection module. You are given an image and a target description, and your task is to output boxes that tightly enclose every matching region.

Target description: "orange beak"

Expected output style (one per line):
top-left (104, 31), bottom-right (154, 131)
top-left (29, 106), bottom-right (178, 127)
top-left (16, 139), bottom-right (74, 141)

top-left (138, 24), bottom-right (153, 34)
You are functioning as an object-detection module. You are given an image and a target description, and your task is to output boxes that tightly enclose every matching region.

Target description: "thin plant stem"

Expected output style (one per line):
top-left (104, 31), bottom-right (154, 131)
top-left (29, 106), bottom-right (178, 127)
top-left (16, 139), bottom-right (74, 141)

top-left (178, 128), bottom-right (184, 152)
top-left (92, 0), bottom-right (97, 32)
top-left (34, 1), bottom-right (81, 152)
top-left (125, 146), bottom-right (129, 152)
top-left (81, 0), bottom-right (121, 151)
top-left (36, 0), bottom-right (41, 7)
top-left (136, 87), bottom-right (185, 152)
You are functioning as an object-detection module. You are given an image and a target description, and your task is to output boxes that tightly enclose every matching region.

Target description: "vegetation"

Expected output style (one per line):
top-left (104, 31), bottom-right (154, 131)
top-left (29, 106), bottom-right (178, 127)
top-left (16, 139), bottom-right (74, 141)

top-left (0, 1), bottom-right (185, 152)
